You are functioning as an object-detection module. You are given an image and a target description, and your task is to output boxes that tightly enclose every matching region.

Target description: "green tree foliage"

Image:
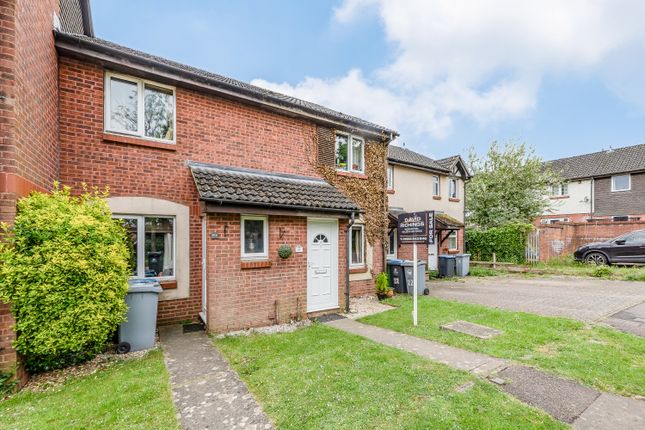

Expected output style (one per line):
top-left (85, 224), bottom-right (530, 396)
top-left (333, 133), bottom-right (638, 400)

top-left (466, 142), bottom-right (560, 228)
top-left (466, 223), bottom-right (534, 263)
top-left (0, 185), bottom-right (131, 372)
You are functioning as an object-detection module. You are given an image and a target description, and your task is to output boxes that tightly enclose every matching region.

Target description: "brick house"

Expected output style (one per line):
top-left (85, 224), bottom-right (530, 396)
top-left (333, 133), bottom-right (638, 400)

top-left (385, 146), bottom-right (470, 270)
top-left (0, 0), bottom-right (397, 373)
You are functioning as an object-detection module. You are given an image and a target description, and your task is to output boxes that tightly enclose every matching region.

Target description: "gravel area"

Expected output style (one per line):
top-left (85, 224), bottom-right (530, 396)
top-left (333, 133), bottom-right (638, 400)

top-left (346, 295), bottom-right (395, 320)
top-left (214, 319), bottom-right (312, 338)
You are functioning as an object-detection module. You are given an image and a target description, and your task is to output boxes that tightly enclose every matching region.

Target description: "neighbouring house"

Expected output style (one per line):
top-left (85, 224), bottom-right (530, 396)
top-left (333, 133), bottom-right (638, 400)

top-left (534, 143), bottom-right (645, 261)
top-left (0, 0), bottom-right (397, 376)
top-left (540, 143), bottom-right (645, 224)
top-left (386, 146), bottom-right (470, 270)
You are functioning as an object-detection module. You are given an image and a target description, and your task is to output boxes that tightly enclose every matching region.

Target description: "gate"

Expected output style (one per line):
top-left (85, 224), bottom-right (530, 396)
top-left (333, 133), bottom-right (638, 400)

top-left (525, 229), bottom-right (540, 263)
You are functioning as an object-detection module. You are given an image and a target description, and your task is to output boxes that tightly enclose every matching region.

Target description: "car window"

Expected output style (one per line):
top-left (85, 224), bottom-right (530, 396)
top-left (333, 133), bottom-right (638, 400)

top-left (620, 231), bottom-right (645, 244)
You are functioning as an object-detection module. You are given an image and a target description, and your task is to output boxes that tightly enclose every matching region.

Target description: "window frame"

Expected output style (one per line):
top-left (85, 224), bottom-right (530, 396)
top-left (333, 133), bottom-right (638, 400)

top-left (387, 229), bottom-right (397, 259)
top-left (387, 165), bottom-right (394, 190)
top-left (449, 178), bottom-right (458, 199)
top-left (350, 224), bottom-right (365, 267)
top-left (432, 175), bottom-right (440, 196)
top-left (240, 215), bottom-right (269, 260)
top-left (104, 71), bottom-right (177, 144)
top-left (335, 132), bottom-right (365, 174)
top-left (448, 231), bottom-right (458, 250)
top-left (611, 174), bottom-right (631, 192)
top-left (113, 214), bottom-right (177, 281)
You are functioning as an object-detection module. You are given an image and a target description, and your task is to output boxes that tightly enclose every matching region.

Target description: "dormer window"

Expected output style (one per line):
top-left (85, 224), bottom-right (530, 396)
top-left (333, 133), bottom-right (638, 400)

top-left (335, 132), bottom-right (364, 173)
top-left (104, 72), bottom-right (176, 143)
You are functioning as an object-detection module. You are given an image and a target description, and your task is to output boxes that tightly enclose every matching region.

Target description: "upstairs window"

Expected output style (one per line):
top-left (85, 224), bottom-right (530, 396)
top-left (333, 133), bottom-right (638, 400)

top-left (105, 72), bottom-right (175, 143)
top-left (387, 165), bottom-right (394, 190)
top-left (611, 174), bottom-right (630, 192)
top-left (432, 176), bottom-right (440, 196)
top-left (550, 183), bottom-right (569, 196)
top-left (335, 133), bottom-right (364, 173)
top-left (449, 178), bottom-right (458, 199)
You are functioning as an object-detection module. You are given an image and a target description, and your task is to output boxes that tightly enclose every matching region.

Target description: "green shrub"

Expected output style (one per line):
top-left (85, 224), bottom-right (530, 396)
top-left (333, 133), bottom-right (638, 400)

top-left (591, 265), bottom-right (613, 278)
top-left (623, 270), bottom-right (645, 282)
top-left (465, 223), bottom-right (533, 264)
top-left (375, 272), bottom-right (389, 294)
top-left (0, 185), bottom-right (131, 373)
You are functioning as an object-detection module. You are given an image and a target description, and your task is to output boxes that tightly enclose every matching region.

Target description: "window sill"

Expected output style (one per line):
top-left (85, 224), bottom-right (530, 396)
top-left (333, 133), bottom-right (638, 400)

top-left (103, 132), bottom-right (177, 151)
top-left (549, 195), bottom-right (570, 200)
top-left (432, 195), bottom-right (442, 200)
top-left (349, 265), bottom-right (368, 274)
top-left (387, 189), bottom-right (395, 194)
top-left (160, 280), bottom-right (177, 290)
top-left (241, 260), bottom-right (272, 269)
top-left (449, 198), bottom-right (461, 202)
top-left (336, 170), bottom-right (368, 180)
top-left (447, 249), bottom-right (459, 254)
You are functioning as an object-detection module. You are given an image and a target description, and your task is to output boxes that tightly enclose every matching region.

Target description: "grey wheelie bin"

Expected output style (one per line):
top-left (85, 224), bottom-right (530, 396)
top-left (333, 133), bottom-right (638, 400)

top-left (438, 255), bottom-right (456, 277)
top-left (387, 259), bottom-right (406, 293)
top-left (455, 254), bottom-right (471, 277)
top-left (117, 279), bottom-right (163, 353)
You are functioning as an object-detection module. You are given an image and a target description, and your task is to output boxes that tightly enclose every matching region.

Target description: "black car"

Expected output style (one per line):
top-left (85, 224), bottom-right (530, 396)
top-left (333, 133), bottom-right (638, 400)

top-left (573, 230), bottom-right (645, 265)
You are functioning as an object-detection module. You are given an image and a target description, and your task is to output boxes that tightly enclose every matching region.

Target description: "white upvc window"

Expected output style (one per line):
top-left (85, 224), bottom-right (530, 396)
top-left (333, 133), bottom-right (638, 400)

top-left (550, 183), bottom-right (569, 196)
top-left (350, 224), bottom-right (365, 266)
top-left (104, 71), bottom-right (176, 143)
top-left (387, 229), bottom-right (397, 259)
top-left (449, 178), bottom-right (458, 199)
top-left (448, 231), bottom-right (458, 250)
top-left (387, 165), bottom-right (394, 190)
top-left (241, 215), bottom-right (268, 260)
top-left (611, 174), bottom-right (631, 192)
top-left (335, 132), bottom-right (365, 173)
top-left (114, 215), bottom-right (176, 280)
top-left (432, 176), bottom-right (440, 196)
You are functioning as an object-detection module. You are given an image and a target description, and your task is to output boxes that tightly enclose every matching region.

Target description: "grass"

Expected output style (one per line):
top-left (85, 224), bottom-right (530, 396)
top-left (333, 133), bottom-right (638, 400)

top-left (360, 296), bottom-right (645, 397)
top-left (215, 324), bottom-right (565, 430)
top-left (0, 350), bottom-right (178, 430)
top-left (468, 255), bottom-right (645, 280)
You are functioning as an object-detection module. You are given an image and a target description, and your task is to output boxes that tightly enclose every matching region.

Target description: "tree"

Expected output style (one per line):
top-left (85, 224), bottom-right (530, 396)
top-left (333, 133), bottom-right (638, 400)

top-left (466, 142), bottom-right (560, 228)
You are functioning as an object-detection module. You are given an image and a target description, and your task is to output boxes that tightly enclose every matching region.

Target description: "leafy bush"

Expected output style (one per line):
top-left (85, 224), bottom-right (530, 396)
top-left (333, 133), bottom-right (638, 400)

top-left (466, 223), bottom-right (533, 264)
top-left (0, 185), bottom-right (131, 372)
top-left (623, 270), bottom-right (645, 282)
top-left (375, 272), bottom-right (389, 294)
top-left (591, 265), bottom-right (613, 278)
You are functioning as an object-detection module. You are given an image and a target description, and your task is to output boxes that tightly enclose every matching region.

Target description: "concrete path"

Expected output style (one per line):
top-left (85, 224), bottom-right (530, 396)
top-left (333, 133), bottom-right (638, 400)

top-left (325, 318), bottom-right (645, 429)
top-left (159, 325), bottom-right (273, 430)
top-left (430, 276), bottom-right (645, 336)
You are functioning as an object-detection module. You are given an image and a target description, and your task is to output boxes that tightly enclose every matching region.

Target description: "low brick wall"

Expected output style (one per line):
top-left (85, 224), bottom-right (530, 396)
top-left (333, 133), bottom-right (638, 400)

top-left (537, 220), bottom-right (645, 261)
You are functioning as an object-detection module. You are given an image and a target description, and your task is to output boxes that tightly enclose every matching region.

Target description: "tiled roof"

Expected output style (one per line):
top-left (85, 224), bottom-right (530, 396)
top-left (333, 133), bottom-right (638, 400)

top-left (436, 155), bottom-right (460, 170)
top-left (547, 143), bottom-right (645, 180)
top-left (436, 213), bottom-right (464, 228)
top-left (387, 146), bottom-right (449, 173)
top-left (54, 31), bottom-right (397, 136)
top-left (58, 0), bottom-right (93, 36)
top-left (189, 162), bottom-right (360, 213)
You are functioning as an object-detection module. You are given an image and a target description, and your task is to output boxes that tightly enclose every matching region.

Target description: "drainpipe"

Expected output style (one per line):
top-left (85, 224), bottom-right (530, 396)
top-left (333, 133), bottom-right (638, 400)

top-left (345, 212), bottom-right (356, 313)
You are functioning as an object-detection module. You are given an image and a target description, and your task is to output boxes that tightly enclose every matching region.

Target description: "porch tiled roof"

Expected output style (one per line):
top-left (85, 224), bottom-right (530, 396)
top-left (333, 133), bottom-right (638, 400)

top-left (189, 162), bottom-right (360, 213)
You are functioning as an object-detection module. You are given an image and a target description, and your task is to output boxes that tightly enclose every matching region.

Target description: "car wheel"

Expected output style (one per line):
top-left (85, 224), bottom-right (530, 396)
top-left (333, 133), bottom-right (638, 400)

top-left (585, 252), bottom-right (607, 265)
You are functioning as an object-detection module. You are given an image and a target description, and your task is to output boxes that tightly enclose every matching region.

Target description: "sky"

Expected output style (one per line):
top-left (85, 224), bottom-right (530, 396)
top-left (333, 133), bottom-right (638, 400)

top-left (92, 0), bottom-right (645, 161)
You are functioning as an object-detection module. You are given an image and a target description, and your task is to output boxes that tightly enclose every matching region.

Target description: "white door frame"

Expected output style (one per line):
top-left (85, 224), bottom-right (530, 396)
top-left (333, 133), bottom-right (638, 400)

top-left (200, 215), bottom-right (207, 324)
top-left (306, 218), bottom-right (339, 312)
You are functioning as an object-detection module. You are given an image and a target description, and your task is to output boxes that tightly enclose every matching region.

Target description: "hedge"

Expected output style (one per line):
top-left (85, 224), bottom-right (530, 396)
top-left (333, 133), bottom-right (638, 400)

top-left (0, 185), bottom-right (131, 372)
top-left (465, 223), bottom-right (533, 264)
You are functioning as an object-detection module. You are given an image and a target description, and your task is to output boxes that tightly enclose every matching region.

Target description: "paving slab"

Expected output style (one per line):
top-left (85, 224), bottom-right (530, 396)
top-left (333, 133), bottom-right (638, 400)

top-left (497, 365), bottom-right (600, 423)
top-left (605, 302), bottom-right (645, 337)
top-left (573, 393), bottom-right (645, 430)
top-left (325, 318), bottom-right (508, 375)
top-left (159, 325), bottom-right (273, 430)
top-left (440, 320), bottom-right (502, 339)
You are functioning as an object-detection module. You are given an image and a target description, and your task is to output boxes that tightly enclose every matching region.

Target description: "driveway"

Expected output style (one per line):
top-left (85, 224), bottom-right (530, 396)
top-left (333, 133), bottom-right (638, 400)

top-left (430, 276), bottom-right (645, 336)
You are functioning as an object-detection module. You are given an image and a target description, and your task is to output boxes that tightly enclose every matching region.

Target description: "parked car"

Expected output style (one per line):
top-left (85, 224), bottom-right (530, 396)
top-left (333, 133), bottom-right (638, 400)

top-left (573, 230), bottom-right (645, 265)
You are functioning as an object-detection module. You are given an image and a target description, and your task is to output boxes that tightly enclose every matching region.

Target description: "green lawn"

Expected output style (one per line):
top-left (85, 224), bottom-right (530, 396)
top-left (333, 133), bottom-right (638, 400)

top-left (360, 296), bottom-right (645, 396)
top-left (215, 324), bottom-right (565, 430)
top-left (0, 350), bottom-right (178, 430)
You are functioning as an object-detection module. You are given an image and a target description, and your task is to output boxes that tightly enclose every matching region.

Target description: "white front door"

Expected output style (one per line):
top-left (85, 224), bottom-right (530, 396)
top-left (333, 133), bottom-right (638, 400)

top-left (307, 219), bottom-right (338, 312)
top-left (428, 240), bottom-right (438, 271)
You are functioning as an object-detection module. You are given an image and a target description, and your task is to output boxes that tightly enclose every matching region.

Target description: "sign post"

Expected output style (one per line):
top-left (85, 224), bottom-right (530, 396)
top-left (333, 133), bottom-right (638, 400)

top-left (397, 211), bottom-right (434, 326)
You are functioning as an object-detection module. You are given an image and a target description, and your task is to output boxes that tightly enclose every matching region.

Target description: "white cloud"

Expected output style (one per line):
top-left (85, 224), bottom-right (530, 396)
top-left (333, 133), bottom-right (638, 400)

top-left (253, 1), bottom-right (645, 140)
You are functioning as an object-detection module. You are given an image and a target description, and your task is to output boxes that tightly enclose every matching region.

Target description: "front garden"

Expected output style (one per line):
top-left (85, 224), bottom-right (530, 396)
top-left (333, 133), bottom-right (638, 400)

top-left (360, 296), bottom-right (645, 397)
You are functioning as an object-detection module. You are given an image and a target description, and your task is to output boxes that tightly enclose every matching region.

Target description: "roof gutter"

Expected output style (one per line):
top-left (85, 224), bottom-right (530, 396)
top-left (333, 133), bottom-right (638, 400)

top-left (54, 33), bottom-right (398, 140)
top-left (387, 159), bottom-right (449, 175)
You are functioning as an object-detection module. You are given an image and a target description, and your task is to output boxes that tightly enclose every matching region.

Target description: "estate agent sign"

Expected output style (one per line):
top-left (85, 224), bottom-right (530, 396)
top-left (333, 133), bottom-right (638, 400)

top-left (397, 211), bottom-right (435, 244)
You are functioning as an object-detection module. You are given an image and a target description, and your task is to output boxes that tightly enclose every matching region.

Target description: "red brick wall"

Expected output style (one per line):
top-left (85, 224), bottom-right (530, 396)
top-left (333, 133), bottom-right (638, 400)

top-left (537, 220), bottom-right (645, 261)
